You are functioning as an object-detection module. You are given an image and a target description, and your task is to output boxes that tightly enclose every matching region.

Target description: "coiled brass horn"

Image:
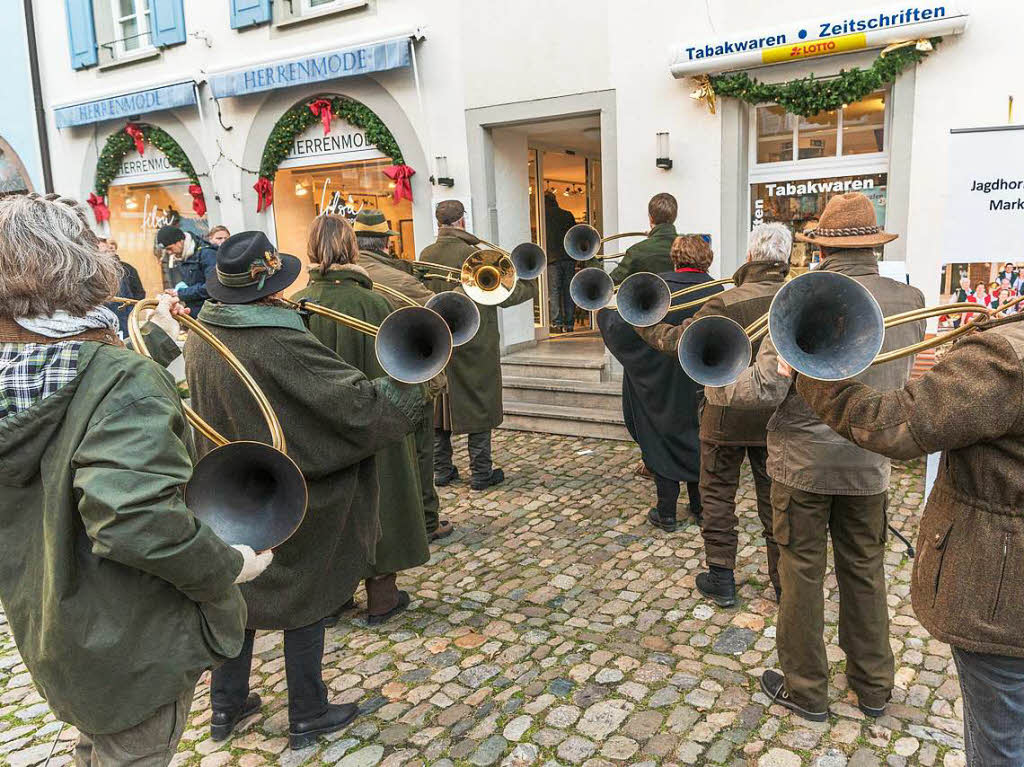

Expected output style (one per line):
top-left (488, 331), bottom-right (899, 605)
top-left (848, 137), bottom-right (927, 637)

top-left (128, 299), bottom-right (307, 552)
top-left (563, 224), bottom-right (648, 261)
top-left (415, 250), bottom-right (518, 306)
top-left (289, 299), bottom-right (453, 384)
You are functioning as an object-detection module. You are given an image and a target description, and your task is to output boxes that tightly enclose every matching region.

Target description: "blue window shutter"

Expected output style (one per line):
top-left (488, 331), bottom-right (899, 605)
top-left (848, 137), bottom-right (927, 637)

top-left (65, 0), bottom-right (98, 69)
top-left (151, 0), bottom-right (186, 47)
top-left (230, 0), bottom-right (271, 28)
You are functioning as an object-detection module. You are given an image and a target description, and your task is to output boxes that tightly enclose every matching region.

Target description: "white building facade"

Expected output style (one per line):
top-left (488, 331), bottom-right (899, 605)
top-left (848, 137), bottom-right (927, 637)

top-left (35, 0), bottom-right (1024, 352)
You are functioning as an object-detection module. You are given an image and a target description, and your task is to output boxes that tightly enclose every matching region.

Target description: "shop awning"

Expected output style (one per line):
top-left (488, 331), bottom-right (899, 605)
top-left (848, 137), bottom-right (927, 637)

top-left (209, 36), bottom-right (412, 100)
top-left (54, 81), bottom-right (198, 128)
top-left (669, 5), bottom-right (968, 77)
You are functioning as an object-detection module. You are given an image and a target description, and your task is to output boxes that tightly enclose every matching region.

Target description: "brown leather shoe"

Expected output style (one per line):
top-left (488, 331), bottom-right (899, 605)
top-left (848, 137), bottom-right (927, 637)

top-left (430, 520), bottom-right (454, 541)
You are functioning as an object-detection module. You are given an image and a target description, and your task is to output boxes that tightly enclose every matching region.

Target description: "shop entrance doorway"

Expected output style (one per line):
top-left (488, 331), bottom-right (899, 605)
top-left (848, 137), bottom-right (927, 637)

top-left (522, 117), bottom-right (602, 337)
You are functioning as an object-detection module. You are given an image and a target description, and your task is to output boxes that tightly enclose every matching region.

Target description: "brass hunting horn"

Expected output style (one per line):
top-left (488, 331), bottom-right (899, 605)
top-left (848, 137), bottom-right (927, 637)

top-left (127, 298), bottom-right (307, 552)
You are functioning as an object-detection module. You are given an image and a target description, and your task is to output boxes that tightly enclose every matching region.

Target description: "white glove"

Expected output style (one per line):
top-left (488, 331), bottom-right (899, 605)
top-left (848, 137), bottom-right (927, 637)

top-left (150, 294), bottom-right (181, 340)
top-left (232, 545), bottom-right (274, 584)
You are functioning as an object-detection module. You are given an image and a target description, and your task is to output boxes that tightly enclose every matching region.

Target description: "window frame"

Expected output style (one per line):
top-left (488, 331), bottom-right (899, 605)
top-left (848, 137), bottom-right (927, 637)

top-left (748, 88), bottom-right (892, 183)
top-left (108, 0), bottom-right (155, 59)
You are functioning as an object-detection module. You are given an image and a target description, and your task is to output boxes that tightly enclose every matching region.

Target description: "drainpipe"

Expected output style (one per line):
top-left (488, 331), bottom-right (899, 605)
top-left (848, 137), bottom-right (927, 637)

top-left (23, 0), bottom-right (54, 193)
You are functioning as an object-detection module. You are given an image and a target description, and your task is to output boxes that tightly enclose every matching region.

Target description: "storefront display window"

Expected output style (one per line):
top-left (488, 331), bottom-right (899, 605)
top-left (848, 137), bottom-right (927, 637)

top-left (108, 177), bottom-right (209, 295)
top-left (750, 172), bottom-right (887, 268)
top-left (273, 157), bottom-right (413, 291)
top-left (755, 91), bottom-right (887, 164)
top-left (0, 144), bottom-right (31, 194)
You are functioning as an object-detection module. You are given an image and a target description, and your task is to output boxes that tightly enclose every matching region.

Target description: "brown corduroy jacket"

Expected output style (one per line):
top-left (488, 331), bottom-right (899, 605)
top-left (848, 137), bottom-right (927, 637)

top-left (797, 315), bottom-right (1024, 657)
top-left (637, 260), bottom-right (787, 446)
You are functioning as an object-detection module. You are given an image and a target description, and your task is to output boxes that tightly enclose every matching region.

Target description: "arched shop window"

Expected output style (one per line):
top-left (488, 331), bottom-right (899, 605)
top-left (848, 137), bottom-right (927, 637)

top-left (748, 90), bottom-right (890, 271)
top-left (0, 137), bottom-right (33, 194)
top-left (90, 123), bottom-right (209, 295)
top-left (255, 96), bottom-right (414, 292)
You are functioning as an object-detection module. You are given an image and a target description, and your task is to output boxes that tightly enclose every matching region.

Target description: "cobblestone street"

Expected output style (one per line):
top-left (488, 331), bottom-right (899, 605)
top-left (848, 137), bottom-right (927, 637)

top-left (0, 431), bottom-right (962, 767)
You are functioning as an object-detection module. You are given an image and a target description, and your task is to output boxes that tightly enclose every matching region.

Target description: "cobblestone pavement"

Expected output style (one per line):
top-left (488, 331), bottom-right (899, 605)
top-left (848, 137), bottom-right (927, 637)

top-left (1, 431), bottom-right (963, 767)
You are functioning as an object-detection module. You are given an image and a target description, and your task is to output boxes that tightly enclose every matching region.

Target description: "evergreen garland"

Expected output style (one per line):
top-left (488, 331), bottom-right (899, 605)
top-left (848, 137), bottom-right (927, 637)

top-left (257, 95), bottom-right (404, 183)
top-left (708, 39), bottom-right (940, 117)
top-left (94, 123), bottom-right (200, 197)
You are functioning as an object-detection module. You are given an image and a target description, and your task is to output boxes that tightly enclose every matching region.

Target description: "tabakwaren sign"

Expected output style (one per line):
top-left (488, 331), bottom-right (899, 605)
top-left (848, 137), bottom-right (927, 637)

top-left (670, 4), bottom-right (968, 76)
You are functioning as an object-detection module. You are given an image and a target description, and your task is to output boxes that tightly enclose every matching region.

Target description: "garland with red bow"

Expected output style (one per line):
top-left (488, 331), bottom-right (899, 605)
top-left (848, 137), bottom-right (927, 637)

top-left (253, 95), bottom-right (410, 212)
top-left (90, 123), bottom-right (206, 223)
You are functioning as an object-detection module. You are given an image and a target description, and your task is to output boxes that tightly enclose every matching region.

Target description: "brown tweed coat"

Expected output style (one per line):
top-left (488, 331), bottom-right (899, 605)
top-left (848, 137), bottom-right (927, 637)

top-left (797, 315), bottom-right (1024, 657)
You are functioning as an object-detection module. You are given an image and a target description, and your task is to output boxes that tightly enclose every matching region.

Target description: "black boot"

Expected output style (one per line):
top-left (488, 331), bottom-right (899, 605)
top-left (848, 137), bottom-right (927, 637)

top-left (289, 703), bottom-right (359, 750)
top-left (434, 466), bottom-right (459, 487)
top-left (471, 468), bottom-right (505, 491)
top-left (210, 693), bottom-right (261, 741)
top-left (646, 508), bottom-right (677, 532)
top-left (696, 566), bottom-right (736, 608)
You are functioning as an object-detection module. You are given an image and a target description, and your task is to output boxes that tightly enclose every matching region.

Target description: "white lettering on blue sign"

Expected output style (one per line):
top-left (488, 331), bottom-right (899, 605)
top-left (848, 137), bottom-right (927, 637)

top-left (55, 82), bottom-right (197, 129)
top-left (210, 39), bottom-right (411, 99)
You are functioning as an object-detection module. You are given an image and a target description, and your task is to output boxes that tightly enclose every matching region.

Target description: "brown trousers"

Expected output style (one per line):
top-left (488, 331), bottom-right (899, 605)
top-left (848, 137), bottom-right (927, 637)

top-left (772, 482), bottom-right (894, 711)
top-left (75, 685), bottom-right (194, 766)
top-left (700, 443), bottom-right (779, 591)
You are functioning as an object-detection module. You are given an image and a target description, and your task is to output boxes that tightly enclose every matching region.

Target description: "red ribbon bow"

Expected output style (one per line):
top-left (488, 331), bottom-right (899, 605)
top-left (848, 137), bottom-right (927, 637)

top-left (86, 192), bottom-right (110, 223)
top-left (125, 123), bottom-right (145, 155)
top-left (254, 177), bottom-right (274, 213)
top-left (382, 164), bottom-right (415, 203)
top-left (188, 184), bottom-right (207, 218)
top-left (308, 99), bottom-right (333, 136)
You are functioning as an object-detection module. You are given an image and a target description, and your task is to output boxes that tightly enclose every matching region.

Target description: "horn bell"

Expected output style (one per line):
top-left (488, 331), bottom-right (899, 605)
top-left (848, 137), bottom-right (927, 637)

top-left (375, 306), bottom-right (454, 384)
top-left (510, 242), bottom-right (547, 280)
top-left (462, 249), bottom-right (517, 306)
top-left (186, 441), bottom-right (308, 552)
top-left (564, 223), bottom-right (601, 261)
top-left (425, 291), bottom-right (481, 346)
top-left (678, 315), bottom-right (753, 387)
top-left (570, 267), bottom-right (614, 311)
top-left (768, 271), bottom-right (884, 381)
top-left (616, 272), bottom-right (671, 327)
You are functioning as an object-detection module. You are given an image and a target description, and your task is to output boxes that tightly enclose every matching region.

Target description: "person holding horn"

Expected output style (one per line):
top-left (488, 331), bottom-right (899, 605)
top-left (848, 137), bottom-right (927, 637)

top-left (703, 192), bottom-right (924, 722)
top-left (636, 222), bottom-right (791, 606)
top-left (185, 231), bottom-right (428, 750)
top-left (0, 193), bottom-right (271, 767)
top-left (355, 215), bottom-right (452, 541)
top-left (608, 193), bottom-right (679, 284)
top-left (421, 200), bottom-right (538, 491)
top-left (293, 214), bottom-right (433, 623)
top-left (788, 302), bottom-right (1024, 766)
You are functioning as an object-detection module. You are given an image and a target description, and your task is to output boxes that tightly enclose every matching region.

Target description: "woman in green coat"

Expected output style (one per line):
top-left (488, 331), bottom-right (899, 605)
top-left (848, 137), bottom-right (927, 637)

top-left (186, 231), bottom-right (426, 750)
top-left (293, 215), bottom-right (431, 625)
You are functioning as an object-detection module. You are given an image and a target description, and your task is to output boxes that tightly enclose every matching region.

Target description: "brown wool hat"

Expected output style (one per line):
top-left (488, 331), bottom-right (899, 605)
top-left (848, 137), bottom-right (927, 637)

top-left (795, 192), bottom-right (897, 248)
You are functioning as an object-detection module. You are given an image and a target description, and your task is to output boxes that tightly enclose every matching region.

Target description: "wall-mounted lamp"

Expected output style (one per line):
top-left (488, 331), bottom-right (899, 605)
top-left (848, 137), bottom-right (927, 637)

top-left (655, 132), bottom-right (673, 170)
top-left (430, 155), bottom-right (455, 187)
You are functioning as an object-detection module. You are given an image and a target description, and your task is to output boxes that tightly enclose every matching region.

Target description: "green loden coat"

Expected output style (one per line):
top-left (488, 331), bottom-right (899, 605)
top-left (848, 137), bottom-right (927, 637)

top-left (0, 318), bottom-right (246, 735)
top-left (609, 223), bottom-right (678, 284)
top-left (419, 228), bottom-right (538, 434)
top-left (186, 302), bottom-right (424, 629)
top-left (292, 266), bottom-right (430, 576)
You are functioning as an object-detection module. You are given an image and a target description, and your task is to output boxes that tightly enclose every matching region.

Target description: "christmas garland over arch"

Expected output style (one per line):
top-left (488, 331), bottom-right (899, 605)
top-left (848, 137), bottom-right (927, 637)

top-left (88, 123), bottom-right (205, 223)
top-left (697, 38), bottom-right (941, 118)
top-left (252, 95), bottom-right (412, 213)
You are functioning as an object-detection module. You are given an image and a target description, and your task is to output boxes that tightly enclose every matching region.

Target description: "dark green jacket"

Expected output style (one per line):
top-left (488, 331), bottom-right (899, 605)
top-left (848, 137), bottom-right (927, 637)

top-left (292, 267), bottom-right (430, 576)
top-left (186, 302), bottom-right (423, 629)
top-left (419, 229), bottom-right (538, 434)
top-left (0, 320), bottom-right (245, 735)
top-left (609, 223), bottom-right (677, 284)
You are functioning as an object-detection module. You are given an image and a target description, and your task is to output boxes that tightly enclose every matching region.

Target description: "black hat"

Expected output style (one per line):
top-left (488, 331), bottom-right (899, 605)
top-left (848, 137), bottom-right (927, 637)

top-left (206, 231), bottom-right (302, 304)
top-left (157, 225), bottom-right (185, 248)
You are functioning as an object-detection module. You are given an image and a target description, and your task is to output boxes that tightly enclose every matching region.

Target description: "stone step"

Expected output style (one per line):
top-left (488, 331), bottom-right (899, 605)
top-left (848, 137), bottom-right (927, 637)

top-left (499, 356), bottom-right (606, 382)
top-left (499, 400), bottom-right (631, 441)
top-left (502, 376), bottom-right (622, 409)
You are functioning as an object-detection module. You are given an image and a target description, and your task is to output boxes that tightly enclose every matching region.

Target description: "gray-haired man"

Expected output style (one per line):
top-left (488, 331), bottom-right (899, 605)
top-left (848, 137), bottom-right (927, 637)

top-left (636, 223), bottom-right (792, 606)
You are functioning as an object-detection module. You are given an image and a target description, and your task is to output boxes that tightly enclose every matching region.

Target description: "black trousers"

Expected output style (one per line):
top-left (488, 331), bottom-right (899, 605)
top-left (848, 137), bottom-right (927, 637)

top-left (211, 620), bottom-right (327, 724)
top-left (653, 473), bottom-right (701, 521)
top-left (434, 428), bottom-right (492, 482)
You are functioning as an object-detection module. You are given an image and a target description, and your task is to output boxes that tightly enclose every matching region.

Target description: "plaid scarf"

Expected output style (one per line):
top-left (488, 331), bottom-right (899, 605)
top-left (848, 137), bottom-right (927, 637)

top-left (0, 342), bottom-right (83, 420)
